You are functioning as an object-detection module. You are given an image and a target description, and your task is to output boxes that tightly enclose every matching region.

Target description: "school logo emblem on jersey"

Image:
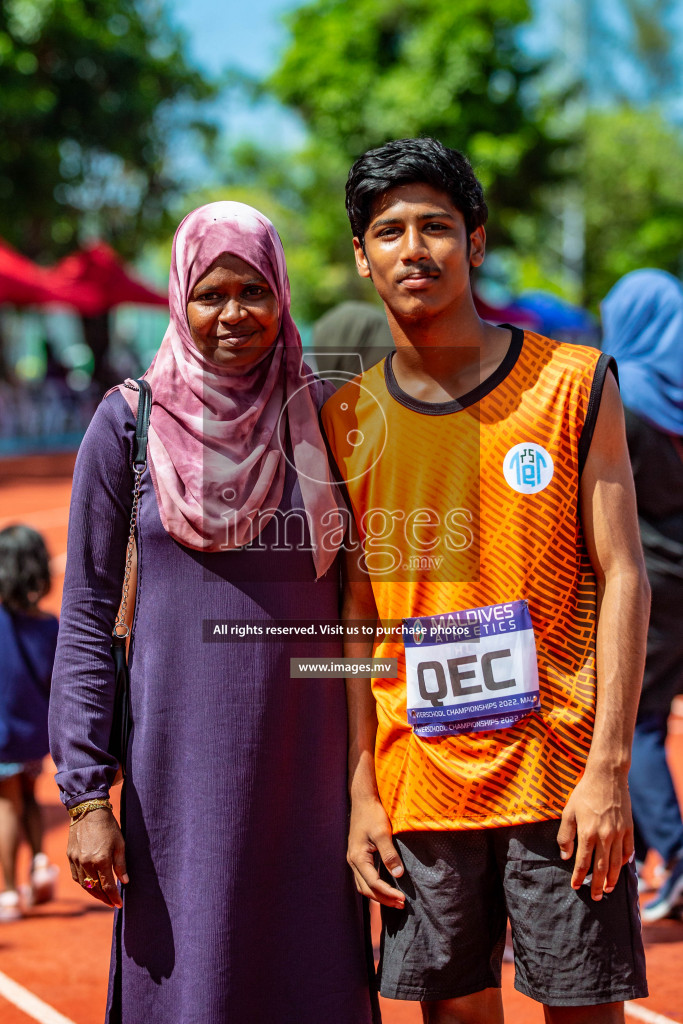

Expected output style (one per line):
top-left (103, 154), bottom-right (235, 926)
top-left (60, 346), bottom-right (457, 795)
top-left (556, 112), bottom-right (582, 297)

top-left (503, 443), bottom-right (554, 494)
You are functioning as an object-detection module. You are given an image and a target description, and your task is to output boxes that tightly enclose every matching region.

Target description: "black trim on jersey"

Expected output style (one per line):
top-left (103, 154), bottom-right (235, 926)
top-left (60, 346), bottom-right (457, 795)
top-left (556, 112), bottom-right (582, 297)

top-left (319, 412), bottom-right (356, 548)
top-left (578, 354), bottom-right (619, 476)
top-left (383, 324), bottom-right (524, 415)
top-left (320, 417), bottom-right (352, 506)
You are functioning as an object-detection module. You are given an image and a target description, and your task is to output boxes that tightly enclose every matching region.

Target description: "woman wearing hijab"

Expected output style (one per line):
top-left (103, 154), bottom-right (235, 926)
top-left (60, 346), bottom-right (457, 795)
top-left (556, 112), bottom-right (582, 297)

top-left (49, 202), bottom-right (376, 1023)
top-left (602, 268), bottom-right (683, 922)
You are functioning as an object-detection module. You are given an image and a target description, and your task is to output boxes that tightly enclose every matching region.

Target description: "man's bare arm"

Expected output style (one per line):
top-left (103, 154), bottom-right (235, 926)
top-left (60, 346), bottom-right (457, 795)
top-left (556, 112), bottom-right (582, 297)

top-left (557, 371), bottom-right (650, 899)
top-left (343, 546), bottom-right (405, 908)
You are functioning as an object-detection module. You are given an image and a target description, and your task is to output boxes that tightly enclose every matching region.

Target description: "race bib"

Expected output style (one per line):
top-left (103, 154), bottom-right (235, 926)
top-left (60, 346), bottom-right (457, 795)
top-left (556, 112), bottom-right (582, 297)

top-left (404, 600), bottom-right (540, 736)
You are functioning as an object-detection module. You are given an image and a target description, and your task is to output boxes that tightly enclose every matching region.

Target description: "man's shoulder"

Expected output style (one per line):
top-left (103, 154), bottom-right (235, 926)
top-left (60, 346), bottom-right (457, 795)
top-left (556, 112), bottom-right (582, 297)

top-left (512, 333), bottom-right (611, 419)
top-left (522, 332), bottom-right (603, 375)
top-left (524, 329), bottom-right (598, 366)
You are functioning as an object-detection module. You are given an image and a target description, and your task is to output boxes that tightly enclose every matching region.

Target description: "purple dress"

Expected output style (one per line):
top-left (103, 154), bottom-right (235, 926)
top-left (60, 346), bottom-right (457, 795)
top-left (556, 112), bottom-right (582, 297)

top-left (49, 390), bottom-right (376, 1024)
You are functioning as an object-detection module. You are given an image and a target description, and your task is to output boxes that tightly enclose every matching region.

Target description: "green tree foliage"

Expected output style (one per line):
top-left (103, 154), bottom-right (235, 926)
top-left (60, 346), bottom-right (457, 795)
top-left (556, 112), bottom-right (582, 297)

top-left (0, 0), bottom-right (216, 262)
top-left (226, 0), bottom-right (570, 320)
top-left (583, 106), bottom-right (683, 308)
top-left (271, 0), bottom-right (564, 235)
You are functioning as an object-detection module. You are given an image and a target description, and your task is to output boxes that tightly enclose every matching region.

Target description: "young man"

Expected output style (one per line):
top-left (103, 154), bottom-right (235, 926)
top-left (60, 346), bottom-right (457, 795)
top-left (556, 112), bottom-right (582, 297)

top-left (321, 137), bottom-right (650, 1023)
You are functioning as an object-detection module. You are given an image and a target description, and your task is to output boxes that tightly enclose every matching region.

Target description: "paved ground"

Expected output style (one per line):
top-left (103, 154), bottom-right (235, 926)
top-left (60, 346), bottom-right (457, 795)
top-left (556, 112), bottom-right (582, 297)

top-left (1, 455), bottom-right (682, 1024)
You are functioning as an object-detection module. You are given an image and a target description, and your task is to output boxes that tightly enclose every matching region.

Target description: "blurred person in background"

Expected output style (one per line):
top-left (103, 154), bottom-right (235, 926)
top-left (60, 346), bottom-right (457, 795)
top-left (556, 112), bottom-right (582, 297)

top-left (602, 268), bottom-right (683, 922)
top-left (49, 202), bottom-right (377, 1024)
top-left (0, 525), bottom-right (59, 921)
top-left (311, 300), bottom-right (393, 379)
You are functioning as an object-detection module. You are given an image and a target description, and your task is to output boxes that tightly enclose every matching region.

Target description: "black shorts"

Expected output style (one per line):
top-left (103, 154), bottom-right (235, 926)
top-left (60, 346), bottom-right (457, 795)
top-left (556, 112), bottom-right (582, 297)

top-left (378, 821), bottom-right (648, 1007)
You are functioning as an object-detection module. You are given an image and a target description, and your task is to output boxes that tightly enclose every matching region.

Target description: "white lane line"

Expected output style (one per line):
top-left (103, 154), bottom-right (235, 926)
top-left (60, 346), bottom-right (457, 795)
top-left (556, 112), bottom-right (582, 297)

top-left (0, 507), bottom-right (70, 530)
top-left (0, 967), bottom-right (675, 1024)
top-left (0, 971), bottom-right (77, 1024)
top-left (626, 1001), bottom-right (680, 1024)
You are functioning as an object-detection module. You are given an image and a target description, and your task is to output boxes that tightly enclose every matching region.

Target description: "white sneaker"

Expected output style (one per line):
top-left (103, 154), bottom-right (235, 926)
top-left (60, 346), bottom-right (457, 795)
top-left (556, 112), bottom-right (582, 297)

top-left (641, 855), bottom-right (683, 923)
top-left (636, 859), bottom-right (668, 895)
top-left (0, 890), bottom-right (22, 922)
top-left (30, 853), bottom-right (59, 905)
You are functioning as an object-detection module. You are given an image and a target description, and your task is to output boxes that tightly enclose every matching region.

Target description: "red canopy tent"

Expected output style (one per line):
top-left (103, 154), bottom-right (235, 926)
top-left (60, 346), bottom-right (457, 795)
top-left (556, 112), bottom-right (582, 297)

top-left (44, 242), bottom-right (168, 389)
top-left (45, 242), bottom-right (168, 315)
top-left (0, 239), bottom-right (168, 314)
top-left (0, 239), bottom-right (94, 308)
top-left (0, 239), bottom-right (168, 389)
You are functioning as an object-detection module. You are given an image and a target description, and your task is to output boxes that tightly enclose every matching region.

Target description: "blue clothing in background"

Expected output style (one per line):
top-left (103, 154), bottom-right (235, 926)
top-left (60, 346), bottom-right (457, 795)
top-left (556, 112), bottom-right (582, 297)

top-left (0, 605), bottom-right (58, 762)
top-left (630, 711), bottom-right (683, 864)
top-left (601, 268), bottom-right (683, 436)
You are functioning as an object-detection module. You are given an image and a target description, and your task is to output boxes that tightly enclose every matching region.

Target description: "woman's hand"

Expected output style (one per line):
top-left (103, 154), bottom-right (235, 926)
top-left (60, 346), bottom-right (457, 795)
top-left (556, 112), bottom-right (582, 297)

top-left (67, 808), bottom-right (128, 908)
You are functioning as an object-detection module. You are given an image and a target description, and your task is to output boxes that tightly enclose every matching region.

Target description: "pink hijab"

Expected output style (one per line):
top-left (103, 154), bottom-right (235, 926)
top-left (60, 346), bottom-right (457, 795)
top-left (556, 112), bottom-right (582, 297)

top-left (119, 201), bottom-right (342, 578)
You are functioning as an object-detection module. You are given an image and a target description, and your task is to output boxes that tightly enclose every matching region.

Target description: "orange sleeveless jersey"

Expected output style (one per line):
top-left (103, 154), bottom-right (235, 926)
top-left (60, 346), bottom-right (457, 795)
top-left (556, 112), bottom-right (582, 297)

top-left (321, 328), bottom-right (615, 832)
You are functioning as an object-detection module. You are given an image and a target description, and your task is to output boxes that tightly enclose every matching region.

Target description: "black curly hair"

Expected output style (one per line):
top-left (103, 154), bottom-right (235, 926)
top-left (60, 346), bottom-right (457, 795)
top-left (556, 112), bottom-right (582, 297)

top-left (0, 524), bottom-right (52, 612)
top-left (345, 137), bottom-right (488, 248)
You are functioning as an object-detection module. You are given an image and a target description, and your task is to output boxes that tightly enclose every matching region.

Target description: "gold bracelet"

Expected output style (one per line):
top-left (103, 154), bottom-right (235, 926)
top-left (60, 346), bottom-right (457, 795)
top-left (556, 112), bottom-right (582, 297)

top-left (68, 799), bottom-right (113, 825)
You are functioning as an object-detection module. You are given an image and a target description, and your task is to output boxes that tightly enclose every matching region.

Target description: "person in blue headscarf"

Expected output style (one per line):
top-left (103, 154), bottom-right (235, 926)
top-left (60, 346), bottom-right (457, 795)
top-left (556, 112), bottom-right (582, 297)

top-left (602, 268), bottom-right (683, 922)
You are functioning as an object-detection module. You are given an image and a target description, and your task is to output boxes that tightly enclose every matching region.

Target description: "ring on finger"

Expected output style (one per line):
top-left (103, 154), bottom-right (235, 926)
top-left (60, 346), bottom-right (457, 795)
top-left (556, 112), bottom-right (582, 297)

top-left (83, 876), bottom-right (98, 889)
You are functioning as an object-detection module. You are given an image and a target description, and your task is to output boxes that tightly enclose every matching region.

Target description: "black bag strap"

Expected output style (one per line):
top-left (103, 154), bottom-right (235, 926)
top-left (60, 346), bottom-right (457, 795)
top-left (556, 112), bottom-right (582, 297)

top-left (112, 378), bottom-right (152, 640)
top-left (133, 378), bottom-right (152, 467)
